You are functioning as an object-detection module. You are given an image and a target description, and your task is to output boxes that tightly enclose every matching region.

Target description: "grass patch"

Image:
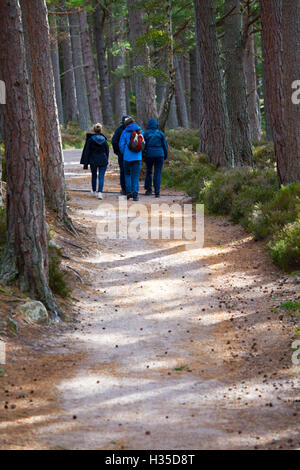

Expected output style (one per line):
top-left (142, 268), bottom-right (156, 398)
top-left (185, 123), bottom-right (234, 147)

top-left (61, 122), bottom-right (86, 149)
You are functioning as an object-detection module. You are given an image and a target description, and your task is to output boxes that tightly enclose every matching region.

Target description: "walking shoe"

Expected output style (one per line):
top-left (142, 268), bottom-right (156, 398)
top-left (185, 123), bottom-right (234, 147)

top-left (98, 192), bottom-right (103, 200)
top-left (91, 190), bottom-right (97, 196)
top-left (127, 193), bottom-right (133, 200)
top-left (155, 194), bottom-right (160, 198)
top-left (120, 190), bottom-right (127, 196)
top-left (133, 195), bottom-right (140, 202)
top-left (145, 190), bottom-right (152, 196)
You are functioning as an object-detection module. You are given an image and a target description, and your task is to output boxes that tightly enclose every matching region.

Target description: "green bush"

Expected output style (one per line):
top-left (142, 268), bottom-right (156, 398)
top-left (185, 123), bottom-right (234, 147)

top-left (165, 128), bottom-right (200, 152)
top-left (162, 150), bottom-right (215, 200)
top-left (253, 141), bottom-right (275, 169)
top-left (201, 167), bottom-right (277, 219)
top-left (269, 221), bottom-right (300, 271)
top-left (49, 246), bottom-right (72, 298)
top-left (249, 183), bottom-right (300, 240)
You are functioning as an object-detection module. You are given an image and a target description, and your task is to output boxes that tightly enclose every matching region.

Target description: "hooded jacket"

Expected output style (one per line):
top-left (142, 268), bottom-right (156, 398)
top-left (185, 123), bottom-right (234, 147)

top-left (80, 133), bottom-right (109, 169)
top-left (112, 115), bottom-right (129, 156)
top-left (144, 119), bottom-right (168, 159)
top-left (119, 122), bottom-right (144, 162)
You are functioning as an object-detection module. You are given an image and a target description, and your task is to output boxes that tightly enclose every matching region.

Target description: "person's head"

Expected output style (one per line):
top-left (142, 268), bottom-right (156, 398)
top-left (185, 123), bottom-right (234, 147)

top-left (121, 115), bottom-right (129, 125)
top-left (124, 117), bottom-right (134, 127)
top-left (93, 123), bottom-right (103, 134)
top-left (147, 118), bottom-right (158, 130)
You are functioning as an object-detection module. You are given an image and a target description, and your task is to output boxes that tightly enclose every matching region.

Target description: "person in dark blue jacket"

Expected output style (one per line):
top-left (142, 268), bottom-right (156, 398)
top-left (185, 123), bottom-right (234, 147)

top-left (119, 117), bottom-right (144, 201)
top-left (144, 118), bottom-right (168, 198)
top-left (80, 123), bottom-right (109, 200)
top-left (112, 115), bottom-right (129, 195)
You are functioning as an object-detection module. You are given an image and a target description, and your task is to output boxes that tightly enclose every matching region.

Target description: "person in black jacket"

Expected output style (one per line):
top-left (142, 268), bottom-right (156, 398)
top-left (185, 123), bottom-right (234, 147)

top-left (112, 115), bottom-right (129, 195)
top-left (80, 123), bottom-right (109, 200)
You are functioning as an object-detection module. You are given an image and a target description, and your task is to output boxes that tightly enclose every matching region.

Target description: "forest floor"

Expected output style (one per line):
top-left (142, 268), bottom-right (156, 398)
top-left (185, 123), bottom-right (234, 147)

top-left (0, 150), bottom-right (299, 450)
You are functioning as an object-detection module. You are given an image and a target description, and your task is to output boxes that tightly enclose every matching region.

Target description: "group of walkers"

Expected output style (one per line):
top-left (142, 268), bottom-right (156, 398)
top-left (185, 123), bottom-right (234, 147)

top-left (80, 116), bottom-right (168, 201)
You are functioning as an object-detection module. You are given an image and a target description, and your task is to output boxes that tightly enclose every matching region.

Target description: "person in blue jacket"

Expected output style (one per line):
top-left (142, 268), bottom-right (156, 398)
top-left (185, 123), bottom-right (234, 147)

top-left (119, 117), bottom-right (144, 201)
top-left (80, 123), bottom-right (109, 200)
top-left (144, 118), bottom-right (168, 198)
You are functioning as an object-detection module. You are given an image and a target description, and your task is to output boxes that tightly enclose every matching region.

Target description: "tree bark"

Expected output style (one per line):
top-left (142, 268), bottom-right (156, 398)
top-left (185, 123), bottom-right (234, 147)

top-left (69, 10), bottom-right (91, 130)
top-left (193, 0), bottom-right (233, 167)
top-left (282, 0), bottom-right (300, 182)
top-left (49, 12), bottom-right (64, 126)
top-left (261, 34), bottom-right (273, 141)
top-left (224, 0), bottom-right (253, 166)
top-left (158, 0), bottom-right (175, 131)
top-left (260, 0), bottom-right (286, 184)
top-left (243, 20), bottom-right (262, 142)
top-left (128, 0), bottom-right (158, 128)
top-left (59, 12), bottom-right (78, 124)
top-left (93, 0), bottom-right (114, 126)
top-left (79, 10), bottom-right (102, 124)
top-left (189, 47), bottom-right (200, 129)
top-left (174, 56), bottom-right (189, 128)
top-left (110, 15), bottom-right (127, 123)
top-left (0, 0), bottom-right (61, 319)
top-left (22, 0), bottom-right (74, 230)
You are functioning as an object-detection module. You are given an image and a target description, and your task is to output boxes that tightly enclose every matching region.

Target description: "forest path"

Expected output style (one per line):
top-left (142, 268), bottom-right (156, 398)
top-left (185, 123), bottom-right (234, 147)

top-left (37, 150), bottom-right (297, 450)
top-left (1, 151), bottom-right (298, 450)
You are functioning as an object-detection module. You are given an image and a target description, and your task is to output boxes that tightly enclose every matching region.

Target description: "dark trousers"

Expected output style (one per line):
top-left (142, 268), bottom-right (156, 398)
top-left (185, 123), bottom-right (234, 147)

top-left (144, 157), bottom-right (164, 196)
top-left (124, 160), bottom-right (142, 197)
top-left (90, 164), bottom-right (107, 193)
top-left (118, 154), bottom-right (126, 192)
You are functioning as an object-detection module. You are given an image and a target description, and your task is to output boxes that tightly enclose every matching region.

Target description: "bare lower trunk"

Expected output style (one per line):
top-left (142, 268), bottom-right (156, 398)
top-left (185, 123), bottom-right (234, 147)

top-left (260, 0), bottom-right (286, 184)
top-left (189, 48), bottom-right (200, 129)
top-left (93, 1), bottom-right (114, 126)
top-left (79, 11), bottom-right (102, 124)
top-left (243, 22), bottom-right (262, 142)
top-left (158, 0), bottom-right (175, 131)
top-left (23, 0), bottom-right (74, 231)
top-left (69, 11), bottom-right (91, 131)
top-left (59, 12), bottom-right (78, 124)
top-left (194, 0), bottom-right (233, 167)
top-left (174, 56), bottom-right (189, 128)
top-left (128, 0), bottom-right (158, 128)
top-left (224, 0), bottom-right (253, 166)
top-left (49, 12), bottom-right (64, 126)
top-left (282, 0), bottom-right (300, 182)
top-left (0, 0), bottom-right (61, 318)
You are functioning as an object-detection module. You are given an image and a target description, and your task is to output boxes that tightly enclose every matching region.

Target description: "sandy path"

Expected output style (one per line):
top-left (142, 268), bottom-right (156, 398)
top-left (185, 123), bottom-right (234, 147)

top-left (0, 150), bottom-right (299, 450)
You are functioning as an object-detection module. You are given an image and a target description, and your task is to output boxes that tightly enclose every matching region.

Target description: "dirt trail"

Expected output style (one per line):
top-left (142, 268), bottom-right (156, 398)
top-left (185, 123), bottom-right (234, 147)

top-left (0, 150), bottom-right (299, 450)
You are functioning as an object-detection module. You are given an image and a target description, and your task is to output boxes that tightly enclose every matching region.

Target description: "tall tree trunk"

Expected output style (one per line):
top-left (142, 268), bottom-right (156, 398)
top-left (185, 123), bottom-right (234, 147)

top-left (111, 16), bottom-right (127, 123)
top-left (224, 0), bottom-right (253, 166)
top-left (260, 0), bottom-right (286, 184)
top-left (174, 56), bottom-right (189, 128)
top-left (79, 10), bottom-right (102, 124)
top-left (261, 35), bottom-right (273, 141)
top-left (92, 1), bottom-right (114, 126)
top-left (0, 0), bottom-right (61, 319)
top-left (189, 47), bottom-right (200, 129)
top-left (158, 0), bottom-right (175, 130)
top-left (69, 11), bottom-right (91, 130)
top-left (49, 12), bottom-right (64, 126)
top-left (59, 12), bottom-right (78, 124)
top-left (128, 0), bottom-right (158, 128)
top-left (193, 0), bottom-right (234, 167)
top-left (282, 0), bottom-right (300, 182)
top-left (243, 21), bottom-right (262, 142)
top-left (166, 95), bottom-right (179, 129)
top-left (182, 54), bottom-right (191, 122)
top-left (22, 0), bottom-right (74, 230)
